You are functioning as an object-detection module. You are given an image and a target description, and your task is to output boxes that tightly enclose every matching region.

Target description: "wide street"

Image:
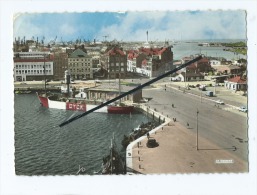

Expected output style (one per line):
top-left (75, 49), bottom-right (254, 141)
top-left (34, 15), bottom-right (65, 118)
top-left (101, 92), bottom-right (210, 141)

top-left (142, 84), bottom-right (248, 162)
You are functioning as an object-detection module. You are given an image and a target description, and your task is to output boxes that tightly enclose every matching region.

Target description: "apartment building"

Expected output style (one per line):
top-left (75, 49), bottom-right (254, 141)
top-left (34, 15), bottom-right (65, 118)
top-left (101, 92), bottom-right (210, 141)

top-left (53, 52), bottom-right (68, 80)
top-left (127, 46), bottom-right (173, 77)
top-left (105, 46), bottom-right (127, 79)
top-left (68, 48), bottom-right (93, 80)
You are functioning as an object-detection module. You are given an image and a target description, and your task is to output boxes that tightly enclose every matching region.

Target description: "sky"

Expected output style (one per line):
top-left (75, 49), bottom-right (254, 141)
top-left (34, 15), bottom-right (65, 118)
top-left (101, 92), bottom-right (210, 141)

top-left (14, 10), bottom-right (246, 43)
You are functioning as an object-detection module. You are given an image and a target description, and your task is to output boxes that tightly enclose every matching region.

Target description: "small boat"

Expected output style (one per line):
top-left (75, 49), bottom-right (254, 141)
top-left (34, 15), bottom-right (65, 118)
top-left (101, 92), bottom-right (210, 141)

top-left (101, 136), bottom-right (126, 175)
top-left (107, 104), bottom-right (134, 114)
top-left (121, 121), bottom-right (158, 148)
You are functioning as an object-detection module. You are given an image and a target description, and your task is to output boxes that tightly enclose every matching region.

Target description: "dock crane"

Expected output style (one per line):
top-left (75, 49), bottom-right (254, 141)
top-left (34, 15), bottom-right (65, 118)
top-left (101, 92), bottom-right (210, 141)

top-left (103, 35), bottom-right (109, 42)
top-left (48, 36), bottom-right (57, 46)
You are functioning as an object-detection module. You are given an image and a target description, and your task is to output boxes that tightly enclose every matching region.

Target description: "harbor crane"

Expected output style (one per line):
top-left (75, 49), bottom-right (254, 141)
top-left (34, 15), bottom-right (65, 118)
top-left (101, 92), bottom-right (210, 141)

top-left (48, 36), bottom-right (57, 46)
top-left (103, 35), bottom-right (109, 42)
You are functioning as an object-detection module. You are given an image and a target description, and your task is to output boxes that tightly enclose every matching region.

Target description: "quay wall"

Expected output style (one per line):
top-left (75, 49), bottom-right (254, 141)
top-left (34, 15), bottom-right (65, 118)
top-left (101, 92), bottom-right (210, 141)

top-left (126, 104), bottom-right (171, 173)
top-left (14, 87), bottom-right (61, 93)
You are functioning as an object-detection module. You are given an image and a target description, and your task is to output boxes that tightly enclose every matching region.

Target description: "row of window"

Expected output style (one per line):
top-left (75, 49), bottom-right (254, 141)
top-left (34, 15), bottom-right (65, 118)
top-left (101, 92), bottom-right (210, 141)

top-left (109, 68), bottom-right (125, 72)
top-left (68, 58), bottom-right (91, 62)
top-left (15, 64), bottom-right (52, 69)
top-left (70, 68), bottom-right (91, 71)
top-left (110, 62), bottom-right (125, 66)
top-left (15, 69), bottom-right (52, 74)
top-left (69, 63), bottom-right (91, 66)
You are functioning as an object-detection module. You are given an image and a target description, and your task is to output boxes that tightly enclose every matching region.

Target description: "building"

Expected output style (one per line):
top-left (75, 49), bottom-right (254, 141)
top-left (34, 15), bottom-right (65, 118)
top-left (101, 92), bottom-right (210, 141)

top-left (138, 46), bottom-right (173, 77)
top-left (224, 76), bottom-right (247, 91)
top-left (68, 49), bottom-right (93, 80)
top-left (86, 82), bottom-right (142, 103)
top-left (53, 52), bottom-right (68, 80)
top-left (213, 65), bottom-right (242, 75)
top-left (127, 50), bottom-right (139, 73)
top-left (105, 46), bottom-right (127, 79)
top-left (127, 46), bottom-right (173, 77)
top-left (13, 51), bottom-right (53, 81)
top-left (210, 59), bottom-right (221, 67)
top-left (176, 71), bottom-right (204, 82)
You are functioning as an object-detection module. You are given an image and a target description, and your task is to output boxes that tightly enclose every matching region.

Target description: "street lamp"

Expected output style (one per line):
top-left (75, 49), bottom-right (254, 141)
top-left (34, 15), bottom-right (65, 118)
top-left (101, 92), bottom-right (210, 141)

top-left (184, 68), bottom-right (187, 89)
top-left (214, 79), bottom-right (216, 96)
top-left (196, 109), bottom-right (199, 150)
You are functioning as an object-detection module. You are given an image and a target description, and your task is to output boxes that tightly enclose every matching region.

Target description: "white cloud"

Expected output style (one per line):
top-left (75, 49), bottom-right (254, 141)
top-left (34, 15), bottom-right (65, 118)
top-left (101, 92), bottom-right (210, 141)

top-left (97, 11), bottom-right (246, 41)
top-left (59, 24), bottom-right (76, 36)
top-left (13, 11), bottom-right (246, 43)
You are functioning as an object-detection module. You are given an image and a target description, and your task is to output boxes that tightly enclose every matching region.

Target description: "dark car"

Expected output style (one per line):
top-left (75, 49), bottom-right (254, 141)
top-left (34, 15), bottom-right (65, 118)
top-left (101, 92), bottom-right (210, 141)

top-left (146, 138), bottom-right (159, 148)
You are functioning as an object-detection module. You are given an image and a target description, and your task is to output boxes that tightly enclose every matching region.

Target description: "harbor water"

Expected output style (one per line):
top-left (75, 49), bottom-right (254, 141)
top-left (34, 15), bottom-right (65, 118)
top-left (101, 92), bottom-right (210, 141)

top-left (172, 41), bottom-right (246, 60)
top-left (15, 93), bottom-right (149, 175)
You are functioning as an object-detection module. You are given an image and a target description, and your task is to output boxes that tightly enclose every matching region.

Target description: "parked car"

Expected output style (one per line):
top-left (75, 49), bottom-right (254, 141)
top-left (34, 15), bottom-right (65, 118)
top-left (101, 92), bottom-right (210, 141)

top-left (215, 100), bottom-right (225, 105)
top-left (146, 138), bottom-right (159, 148)
top-left (238, 106), bottom-right (247, 112)
top-left (205, 91), bottom-right (213, 97)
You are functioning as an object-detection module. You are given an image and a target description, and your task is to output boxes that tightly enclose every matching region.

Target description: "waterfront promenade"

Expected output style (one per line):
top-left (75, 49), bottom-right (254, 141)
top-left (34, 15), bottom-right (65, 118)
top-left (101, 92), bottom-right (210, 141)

top-left (127, 120), bottom-right (247, 174)
top-left (126, 81), bottom-right (248, 174)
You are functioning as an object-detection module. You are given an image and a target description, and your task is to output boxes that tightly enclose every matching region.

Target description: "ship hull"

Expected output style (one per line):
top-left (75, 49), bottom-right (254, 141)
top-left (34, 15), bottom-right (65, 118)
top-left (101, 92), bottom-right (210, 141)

top-left (107, 105), bottom-right (134, 114)
top-left (37, 93), bottom-right (133, 114)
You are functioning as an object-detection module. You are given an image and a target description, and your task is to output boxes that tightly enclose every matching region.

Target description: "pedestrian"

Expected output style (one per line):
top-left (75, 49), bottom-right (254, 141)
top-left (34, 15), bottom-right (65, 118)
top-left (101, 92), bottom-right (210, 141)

top-left (172, 104), bottom-right (174, 108)
top-left (187, 122), bottom-right (189, 127)
top-left (147, 132), bottom-right (150, 139)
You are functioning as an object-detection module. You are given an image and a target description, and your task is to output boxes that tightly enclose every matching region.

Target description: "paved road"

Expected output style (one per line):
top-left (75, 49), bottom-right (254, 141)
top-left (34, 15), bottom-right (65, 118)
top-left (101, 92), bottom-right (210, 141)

top-left (143, 86), bottom-right (248, 162)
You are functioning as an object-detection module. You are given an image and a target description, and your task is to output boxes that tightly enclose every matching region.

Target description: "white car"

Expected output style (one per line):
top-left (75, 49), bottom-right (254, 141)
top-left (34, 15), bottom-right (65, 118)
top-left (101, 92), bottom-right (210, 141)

top-left (238, 106), bottom-right (247, 112)
top-left (215, 100), bottom-right (225, 105)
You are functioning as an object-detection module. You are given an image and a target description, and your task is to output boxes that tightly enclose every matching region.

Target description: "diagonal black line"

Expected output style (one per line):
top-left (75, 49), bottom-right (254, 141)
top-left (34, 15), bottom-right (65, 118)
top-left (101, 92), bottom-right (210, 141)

top-left (59, 55), bottom-right (203, 127)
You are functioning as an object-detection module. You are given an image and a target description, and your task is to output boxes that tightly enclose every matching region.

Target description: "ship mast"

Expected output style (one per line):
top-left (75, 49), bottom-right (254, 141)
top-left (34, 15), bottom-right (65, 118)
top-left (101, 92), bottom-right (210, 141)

top-left (43, 53), bottom-right (47, 95)
top-left (118, 73), bottom-right (121, 105)
top-left (65, 70), bottom-right (71, 97)
top-left (110, 138), bottom-right (113, 174)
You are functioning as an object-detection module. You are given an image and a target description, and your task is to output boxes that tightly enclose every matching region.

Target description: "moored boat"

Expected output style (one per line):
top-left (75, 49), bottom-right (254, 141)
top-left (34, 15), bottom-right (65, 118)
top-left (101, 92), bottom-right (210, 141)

top-left (37, 70), bottom-right (134, 114)
top-left (101, 136), bottom-right (126, 175)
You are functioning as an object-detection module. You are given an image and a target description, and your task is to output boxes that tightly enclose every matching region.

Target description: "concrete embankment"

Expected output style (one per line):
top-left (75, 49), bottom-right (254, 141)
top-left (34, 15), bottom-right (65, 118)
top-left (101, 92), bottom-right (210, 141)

top-left (126, 104), bottom-right (171, 173)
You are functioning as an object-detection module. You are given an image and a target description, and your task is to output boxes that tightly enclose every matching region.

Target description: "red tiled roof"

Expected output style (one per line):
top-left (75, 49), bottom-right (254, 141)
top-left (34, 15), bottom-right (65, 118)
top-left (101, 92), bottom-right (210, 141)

top-left (139, 47), bottom-right (167, 56)
top-left (187, 62), bottom-right (197, 69)
top-left (227, 76), bottom-right (247, 84)
top-left (127, 50), bottom-right (139, 60)
top-left (198, 58), bottom-right (209, 63)
top-left (107, 48), bottom-right (126, 56)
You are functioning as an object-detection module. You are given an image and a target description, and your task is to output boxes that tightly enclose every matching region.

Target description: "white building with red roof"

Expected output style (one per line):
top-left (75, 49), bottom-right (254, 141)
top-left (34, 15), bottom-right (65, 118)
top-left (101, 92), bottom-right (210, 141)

top-left (127, 46), bottom-right (173, 77)
top-left (224, 76), bottom-right (247, 91)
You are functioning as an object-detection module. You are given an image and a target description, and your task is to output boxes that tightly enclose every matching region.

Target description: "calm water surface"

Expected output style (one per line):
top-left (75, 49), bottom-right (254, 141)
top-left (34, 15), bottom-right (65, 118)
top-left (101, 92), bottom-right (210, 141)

top-left (15, 93), bottom-right (149, 175)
